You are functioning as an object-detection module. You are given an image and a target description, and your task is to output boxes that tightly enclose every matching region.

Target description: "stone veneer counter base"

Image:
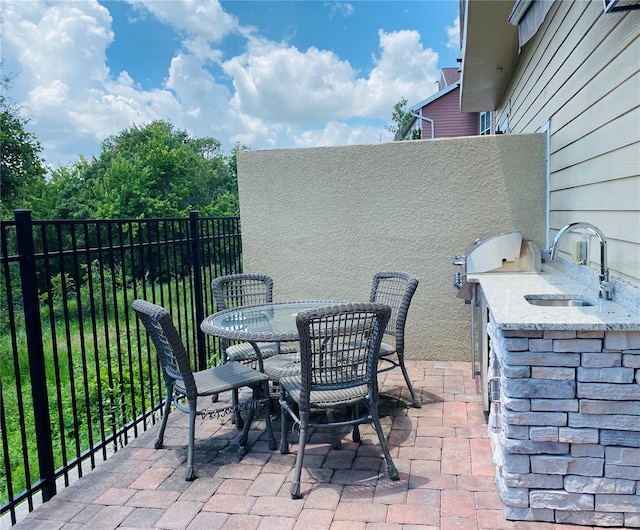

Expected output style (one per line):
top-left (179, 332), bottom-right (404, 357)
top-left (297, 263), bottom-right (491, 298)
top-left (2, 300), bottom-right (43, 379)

top-left (471, 265), bottom-right (640, 528)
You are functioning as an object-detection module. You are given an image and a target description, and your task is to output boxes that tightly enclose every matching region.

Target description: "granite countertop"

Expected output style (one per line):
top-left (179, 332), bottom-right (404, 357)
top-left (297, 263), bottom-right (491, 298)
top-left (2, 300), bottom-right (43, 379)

top-left (468, 265), bottom-right (640, 331)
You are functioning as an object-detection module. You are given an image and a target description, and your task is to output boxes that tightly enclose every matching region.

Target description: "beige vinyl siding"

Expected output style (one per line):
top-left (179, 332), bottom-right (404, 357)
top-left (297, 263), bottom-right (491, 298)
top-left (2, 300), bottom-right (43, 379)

top-left (550, 180), bottom-right (639, 212)
top-left (551, 111), bottom-right (638, 174)
top-left (494, 1), bottom-right (640, 285)
top-left (553, 143), bottom-right (639, 189)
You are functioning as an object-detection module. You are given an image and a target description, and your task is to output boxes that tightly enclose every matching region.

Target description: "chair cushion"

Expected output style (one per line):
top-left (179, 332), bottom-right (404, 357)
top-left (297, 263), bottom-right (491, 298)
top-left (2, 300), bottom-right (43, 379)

top-left (175, 361), bottom-right (268, 396)
top-left (226, 342), bottom-right (297, 362)
top-left (263, 353), bottom-right (301, 379)
top-left (280, 376), bottom-right (368, 408)
top-left (378, 341), bottom-right (395, 356)
top-left (344, 340), bottom-right (395, 357)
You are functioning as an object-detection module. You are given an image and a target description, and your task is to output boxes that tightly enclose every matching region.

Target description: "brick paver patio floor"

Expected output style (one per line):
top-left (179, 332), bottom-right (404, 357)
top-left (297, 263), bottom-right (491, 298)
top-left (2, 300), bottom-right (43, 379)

top-left (10, 361), bottom-right (600, 530)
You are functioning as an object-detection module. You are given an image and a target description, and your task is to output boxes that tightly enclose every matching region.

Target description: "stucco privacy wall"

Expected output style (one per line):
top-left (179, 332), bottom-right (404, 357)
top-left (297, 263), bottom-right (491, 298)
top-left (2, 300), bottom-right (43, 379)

top-left (237, 134), bottom-right (546, 361)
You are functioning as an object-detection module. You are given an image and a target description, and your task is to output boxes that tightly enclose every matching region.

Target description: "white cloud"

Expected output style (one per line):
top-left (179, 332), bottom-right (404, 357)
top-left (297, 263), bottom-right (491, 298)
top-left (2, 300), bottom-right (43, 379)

top-left (446, 16), bottom-right (460, 51)
top-left (363, 29), bottom-right (440, 115)
top-left (2, 1), bottom-right (121, 162)
top-left (224, 28), bottom-right (439, 127)
top-left (129, 0), bottom-right (241, 44)
top-left (164, 52), bottom-right (238, 140)
top-left (293, 121), bottom-right (393, 148)
top-left (3, 2), bottom-right (113, 92)
top-left (223, 41), bottom-right (359, 125)
top-left (2, 0), bottom-right (447, 168)
top-left (326, 2), bottom-right (355, 19)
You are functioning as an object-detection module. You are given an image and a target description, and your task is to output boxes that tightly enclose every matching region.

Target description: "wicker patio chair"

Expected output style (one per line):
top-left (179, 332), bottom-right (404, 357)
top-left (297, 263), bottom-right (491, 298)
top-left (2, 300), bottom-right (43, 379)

top-left (211, 273), bottom-right (298, 421)
top-left (211, 273), bottom-right (298, 368)
top-left (369, 271), bottom-right (421, 407)
top-left (279, 302), bottom-right (399, 498)
top-left (132, 299), bottom-right (274, 481)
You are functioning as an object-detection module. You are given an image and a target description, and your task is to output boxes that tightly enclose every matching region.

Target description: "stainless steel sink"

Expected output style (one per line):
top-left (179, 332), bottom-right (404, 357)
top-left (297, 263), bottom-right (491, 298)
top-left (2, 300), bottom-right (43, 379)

top-left (525, 295), bottom-right (593, 307)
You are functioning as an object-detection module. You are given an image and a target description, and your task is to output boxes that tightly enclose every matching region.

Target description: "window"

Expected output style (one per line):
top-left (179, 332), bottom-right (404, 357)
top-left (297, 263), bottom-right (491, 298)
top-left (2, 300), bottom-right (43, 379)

top-left (508, 0), bottom-right (556, 50)
top-left (604, 0), bottom-right (640, 13)
top-left (480, 112), bottom-right (492, 135)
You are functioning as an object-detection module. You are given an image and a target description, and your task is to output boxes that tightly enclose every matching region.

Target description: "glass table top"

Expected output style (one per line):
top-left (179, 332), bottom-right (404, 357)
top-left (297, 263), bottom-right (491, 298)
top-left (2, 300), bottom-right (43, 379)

top-left (201, 301), bottom-right (343, 342)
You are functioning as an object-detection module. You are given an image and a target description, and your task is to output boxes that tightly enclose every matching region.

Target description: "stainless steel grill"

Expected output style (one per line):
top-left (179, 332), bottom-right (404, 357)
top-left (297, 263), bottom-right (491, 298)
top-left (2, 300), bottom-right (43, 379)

top-left (452, 231), bottom-right (539, 411)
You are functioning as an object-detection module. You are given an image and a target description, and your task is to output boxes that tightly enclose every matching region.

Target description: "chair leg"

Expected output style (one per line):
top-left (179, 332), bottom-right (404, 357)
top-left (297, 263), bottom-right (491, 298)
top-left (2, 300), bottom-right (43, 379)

top-left (232, 388), bottom-right (244, 429)
top-left (397, 354), bottom-right (421, 408)
top-left (351, 404), bottom-right (361, 443)
top-left (369, 400), bottom-right (399, 481)
top-left (279, 387), bottom-right (289, 454)
top-left (324, 410), bottom-right (342, 450)
top-left (155, 382), bottom-right (173, 449)
top-left (352, 425), bottom-right (361, 443)
top-left (236, 381), bottom-right (277, 451)
top-left (236, 381), bottom-right (276, 449)
top-left (290, 411), bottom-right (309, 499)
top-left (237, 393), bottom-right (254, 447)
top-left (260, 380), bottom-right (277, 450)
top-left (185, 400), bottom-right (197, 481)
top-left (222, 343), bottom-right (243, 428)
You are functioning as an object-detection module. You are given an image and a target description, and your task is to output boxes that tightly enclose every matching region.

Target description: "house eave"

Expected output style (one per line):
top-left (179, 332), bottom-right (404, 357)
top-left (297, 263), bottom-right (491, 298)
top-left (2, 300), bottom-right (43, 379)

top-left (460, 0), bottom-right (520, 112)
top-left (410, 82), bottom-right (460, 112)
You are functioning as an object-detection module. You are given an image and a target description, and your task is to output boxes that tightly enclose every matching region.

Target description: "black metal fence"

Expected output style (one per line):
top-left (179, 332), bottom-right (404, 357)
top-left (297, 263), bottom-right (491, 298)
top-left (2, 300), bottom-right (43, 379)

top-left (0, 210), bottom-right (243, 525)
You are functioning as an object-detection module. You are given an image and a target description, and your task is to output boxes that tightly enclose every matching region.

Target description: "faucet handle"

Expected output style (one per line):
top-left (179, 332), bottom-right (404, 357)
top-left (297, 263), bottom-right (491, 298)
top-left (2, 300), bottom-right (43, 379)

top-left (599, 278), bottom-right (614, 300)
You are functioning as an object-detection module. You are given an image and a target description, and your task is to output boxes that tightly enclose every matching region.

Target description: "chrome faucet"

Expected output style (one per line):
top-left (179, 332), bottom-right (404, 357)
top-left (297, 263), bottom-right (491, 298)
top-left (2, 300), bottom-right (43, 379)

top-left (547, 222), bottom-right (614, 300)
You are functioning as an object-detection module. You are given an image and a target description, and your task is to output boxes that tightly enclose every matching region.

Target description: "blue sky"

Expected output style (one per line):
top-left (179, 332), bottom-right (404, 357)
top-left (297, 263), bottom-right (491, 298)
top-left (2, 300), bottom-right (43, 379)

top-left (2, 1), bottom-right (460, 168)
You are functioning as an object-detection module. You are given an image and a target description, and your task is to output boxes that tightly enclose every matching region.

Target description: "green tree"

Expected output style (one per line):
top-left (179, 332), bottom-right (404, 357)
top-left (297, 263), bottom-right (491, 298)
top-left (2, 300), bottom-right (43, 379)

top-left (208, 142), bottom-right (247, 216)
top-left (46, 157), bottom-right (96, 219)
top-left (0, 80), bottom-right (48, 219)
top-left (386, 97), bottom-right (421, 141)
top-left (48, 120), bottom-right (240, 219)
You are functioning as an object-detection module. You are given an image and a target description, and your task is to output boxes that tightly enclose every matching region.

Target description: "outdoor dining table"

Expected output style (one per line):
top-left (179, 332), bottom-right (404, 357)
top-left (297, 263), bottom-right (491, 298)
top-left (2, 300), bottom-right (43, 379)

top-left (200, 300), bottom-right (344, 370)
top-left (200, 300), bottom-right (345, 442)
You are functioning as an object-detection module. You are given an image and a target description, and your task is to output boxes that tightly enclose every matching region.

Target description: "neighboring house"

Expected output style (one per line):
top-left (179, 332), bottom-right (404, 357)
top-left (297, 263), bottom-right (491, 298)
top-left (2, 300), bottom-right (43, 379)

top-left (460, 0), bottom-right (640, 286)
top-left (401, 68), bottom-right (484, 140)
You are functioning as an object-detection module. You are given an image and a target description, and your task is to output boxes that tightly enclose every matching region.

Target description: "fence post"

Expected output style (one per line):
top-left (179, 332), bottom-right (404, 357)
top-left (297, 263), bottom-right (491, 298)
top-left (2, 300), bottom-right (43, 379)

top-left (189, 211), bottom-right (207, 370)
top-left (14, 209), bottom-right (56, 502)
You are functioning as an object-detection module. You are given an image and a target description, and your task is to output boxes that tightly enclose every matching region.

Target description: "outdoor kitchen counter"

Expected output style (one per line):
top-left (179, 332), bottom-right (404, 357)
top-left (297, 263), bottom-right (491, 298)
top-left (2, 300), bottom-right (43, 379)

top-left (467, 265), bottom-right (640, 527)
top-left (468, 265), bottom-right (640, 331)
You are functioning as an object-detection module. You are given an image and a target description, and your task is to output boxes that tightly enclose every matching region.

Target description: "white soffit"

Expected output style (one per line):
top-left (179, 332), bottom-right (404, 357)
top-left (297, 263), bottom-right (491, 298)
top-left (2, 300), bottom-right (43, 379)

top-left (460, 0), bottom-right (520, 112)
